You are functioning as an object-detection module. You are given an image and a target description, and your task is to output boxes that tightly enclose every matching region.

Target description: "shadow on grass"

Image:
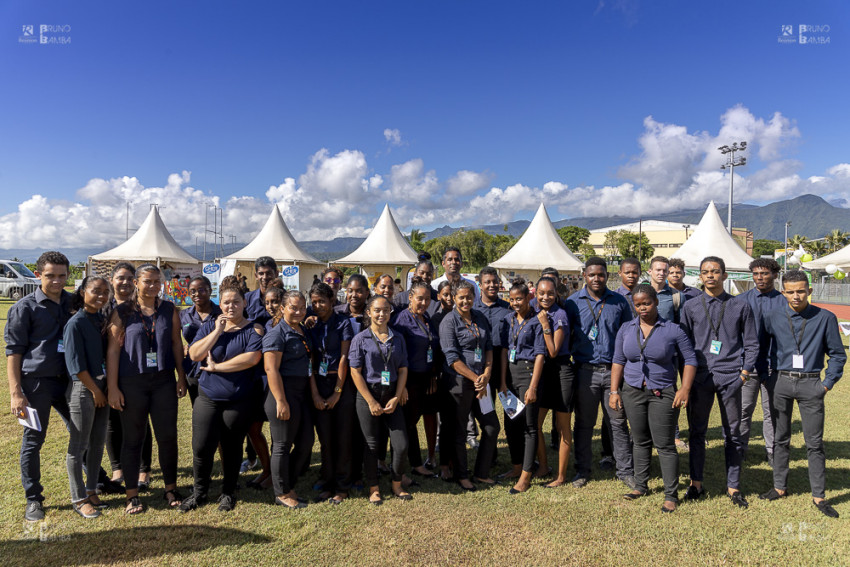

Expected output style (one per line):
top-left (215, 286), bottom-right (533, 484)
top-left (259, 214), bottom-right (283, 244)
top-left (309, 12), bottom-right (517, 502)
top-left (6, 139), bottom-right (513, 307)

top-left (0, 524), bottom-right (272, 566)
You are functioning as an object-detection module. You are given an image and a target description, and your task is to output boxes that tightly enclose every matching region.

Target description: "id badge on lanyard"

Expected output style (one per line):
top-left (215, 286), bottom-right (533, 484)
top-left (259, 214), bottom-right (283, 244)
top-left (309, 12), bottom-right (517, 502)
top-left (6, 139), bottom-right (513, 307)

top-left (381, 370), bottom-right (391, 385)
top-left (588, 325), bottom-right (598, 342)
top-left (509, 348), bottom-right (517, 364)
top-left (709, 340), bottom-right (722, 355)
top-left (426, 347), bottom-right (433, 363)
top-left (57, 339), bottom-right (65, 353)
top-left (146, 351), bottom-right (158, 368)
top-left (474, 347), bottom-right (483, 363)
top-left (319, 360), bottom-right (329, 376)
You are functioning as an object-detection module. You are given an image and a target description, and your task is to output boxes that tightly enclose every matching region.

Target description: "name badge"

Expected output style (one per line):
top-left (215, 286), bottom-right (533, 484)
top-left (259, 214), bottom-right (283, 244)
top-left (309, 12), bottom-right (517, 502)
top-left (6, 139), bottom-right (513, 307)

top-left (101, 363), bottom-right (107, 376)
top-left (381, 370), bottom-right (391, 386)
top-left (474, 347), bottom-right (482, 363)
top-left (319, 361), bottom-right (329, 376)
top-left (426, 347), bottom-right (433, 364)
top-left (509, 349), bottom-right (517, 364)
top-left (792, 354), bottom-right (805, 369)
top-left (588, 326), bottom-right (598, 342)
top-left (709, 340), bottom-right (722, 355)
top-left (145, 352), bottom-right (158, 368)
top-left (57, 339), bottom-right (65, 353)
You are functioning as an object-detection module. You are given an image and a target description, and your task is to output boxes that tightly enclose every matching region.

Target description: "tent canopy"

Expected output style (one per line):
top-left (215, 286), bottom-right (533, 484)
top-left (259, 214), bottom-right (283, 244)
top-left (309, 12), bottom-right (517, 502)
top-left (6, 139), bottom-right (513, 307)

top-left (491, 203), bottom-right (584, 272)
top-left (224, 205), bottom-right (321, 264)
top-left (335, 204), bottom-right (419, 265)
top-left (90, 206), bottom-right (198, 264)
top-left (671, 201), bottom-right (754, 272)
top-left (803, 243), bottom-right (850, 271)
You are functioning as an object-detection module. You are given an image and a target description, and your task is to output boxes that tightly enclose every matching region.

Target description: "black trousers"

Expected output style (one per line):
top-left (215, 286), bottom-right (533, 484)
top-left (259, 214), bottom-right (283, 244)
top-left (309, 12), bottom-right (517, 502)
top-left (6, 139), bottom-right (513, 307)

top-left (621, 383), bottom-right (679, 502)
top-left (355, 384), bottom-right (408, 486)
top-left (446, 374), bottom-right (500, 480)
top-left (106, 408), bottom-right (152, 474)
top-left (118, 370), bottom-right (179, 491)
top-left (502, 364), bottom-right (525, 466)
top-left (313, 375), bottom-right (355, 492)
top-left (510, 360), bottom-right (539, 472)
top-left (264, 376), bottom-right (309, 495)
top-left (191, 390), bottom-right (253, 497)
top-left (773, 373), bottom-right (828, 498)
top-left (404, 370), bottom-right (434, 468)
top-left (20, 375), bottom-right (70, 502)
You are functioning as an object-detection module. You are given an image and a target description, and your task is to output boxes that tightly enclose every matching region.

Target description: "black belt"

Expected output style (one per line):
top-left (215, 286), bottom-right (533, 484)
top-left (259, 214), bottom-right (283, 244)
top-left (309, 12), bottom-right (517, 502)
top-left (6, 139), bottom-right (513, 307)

top-left (778, 370), bottom-right (821, 379)
top-left (580, 363), bottom-right (611, 372)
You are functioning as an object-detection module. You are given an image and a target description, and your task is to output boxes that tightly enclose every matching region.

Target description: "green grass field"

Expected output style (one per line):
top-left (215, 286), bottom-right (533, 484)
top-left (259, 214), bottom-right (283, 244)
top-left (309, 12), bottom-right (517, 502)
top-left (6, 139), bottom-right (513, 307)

top-left (0, 299), bottom-right (848, 566)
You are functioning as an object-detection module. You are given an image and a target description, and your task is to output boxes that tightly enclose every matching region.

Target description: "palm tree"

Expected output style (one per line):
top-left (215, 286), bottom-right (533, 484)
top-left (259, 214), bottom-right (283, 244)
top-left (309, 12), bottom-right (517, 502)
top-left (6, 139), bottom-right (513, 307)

top-left (805, 240), bottom-right (829, 258)
top-left (407, 229), bottom-right (426, 252)
top-left (788, 234), bottom-right (808, 250)
top-left (825, 229), bottom-right (849, 253)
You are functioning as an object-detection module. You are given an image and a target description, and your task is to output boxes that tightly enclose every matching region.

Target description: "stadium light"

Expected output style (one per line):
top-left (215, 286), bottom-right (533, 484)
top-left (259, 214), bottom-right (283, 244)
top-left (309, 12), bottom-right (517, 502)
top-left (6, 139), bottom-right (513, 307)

top-left (719, 141), bottom-right (748, 234)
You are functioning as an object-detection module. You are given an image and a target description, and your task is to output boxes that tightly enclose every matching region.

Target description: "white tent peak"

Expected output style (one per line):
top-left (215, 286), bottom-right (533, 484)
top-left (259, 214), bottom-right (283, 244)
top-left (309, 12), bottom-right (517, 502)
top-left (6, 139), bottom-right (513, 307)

top-left (90, 206), bottom-right (198, 264)
top-left (671, 201), bottom-right (753, 271)
top-left (224, 205), bottom-right (320, 263)
top-left (491, 203), bottom-right (584, 272)
top-left (335, 204), bottom-right (419, 265)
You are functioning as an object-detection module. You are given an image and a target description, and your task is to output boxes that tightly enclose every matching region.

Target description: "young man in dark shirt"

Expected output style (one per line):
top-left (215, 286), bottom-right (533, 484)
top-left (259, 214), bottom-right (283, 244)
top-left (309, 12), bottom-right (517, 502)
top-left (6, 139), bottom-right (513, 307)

top-left (758, 270), bottom-right (846, 518)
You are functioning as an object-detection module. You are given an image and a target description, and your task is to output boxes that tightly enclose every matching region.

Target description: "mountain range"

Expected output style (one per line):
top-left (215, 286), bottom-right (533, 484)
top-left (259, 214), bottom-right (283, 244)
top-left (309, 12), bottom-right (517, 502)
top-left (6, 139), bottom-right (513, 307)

top-left (2, 194), bottom-right (848, 263)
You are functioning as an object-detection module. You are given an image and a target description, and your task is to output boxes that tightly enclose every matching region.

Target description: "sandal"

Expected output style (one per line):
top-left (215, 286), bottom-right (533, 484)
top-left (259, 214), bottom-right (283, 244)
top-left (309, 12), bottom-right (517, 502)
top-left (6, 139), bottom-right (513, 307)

top-left (125, 496), bottom-right (145, 515)
top-left (87, 493), bottom-right (109, 509)
top-left (163, 488), bottom-right (184, 508)
top-left (74, 498), bottom-right (101, 519)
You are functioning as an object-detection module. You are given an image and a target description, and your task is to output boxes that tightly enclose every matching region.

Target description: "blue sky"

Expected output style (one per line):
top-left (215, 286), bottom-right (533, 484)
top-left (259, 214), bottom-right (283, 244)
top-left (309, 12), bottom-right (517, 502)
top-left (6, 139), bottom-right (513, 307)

top-left (1, 0), bottom-right (848, 249)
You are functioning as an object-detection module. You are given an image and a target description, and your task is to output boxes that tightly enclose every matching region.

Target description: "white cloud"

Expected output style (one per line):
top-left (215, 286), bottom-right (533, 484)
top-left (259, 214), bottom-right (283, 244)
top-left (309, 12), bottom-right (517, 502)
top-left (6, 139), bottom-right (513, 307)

top-left (383, 128), bottom-right (404, 146)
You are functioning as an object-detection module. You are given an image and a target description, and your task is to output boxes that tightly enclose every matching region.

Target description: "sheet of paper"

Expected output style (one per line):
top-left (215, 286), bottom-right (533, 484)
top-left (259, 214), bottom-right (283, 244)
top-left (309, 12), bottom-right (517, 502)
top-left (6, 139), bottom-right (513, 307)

top-left (478, 385), bottom-right (494, 415)
top-left (498, 390), bottom-right (526, 420)
top-left (17, 407), bottom-right (41, 432)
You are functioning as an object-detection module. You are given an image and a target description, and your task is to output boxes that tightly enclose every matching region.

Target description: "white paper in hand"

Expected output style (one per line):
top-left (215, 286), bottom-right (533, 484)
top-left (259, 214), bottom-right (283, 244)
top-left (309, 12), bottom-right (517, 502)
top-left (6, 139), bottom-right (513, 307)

top-left (498, 390), bottom-right (526, 420)
top-left (478, 385), bottom-right (494, 415)
top-left (17, 407), bottom-right (42, 432)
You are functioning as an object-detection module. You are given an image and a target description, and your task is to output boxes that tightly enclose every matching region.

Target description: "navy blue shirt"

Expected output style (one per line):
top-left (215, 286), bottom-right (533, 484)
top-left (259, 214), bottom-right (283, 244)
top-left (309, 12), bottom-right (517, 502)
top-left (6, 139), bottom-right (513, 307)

top-left (439, 309), bottom-right (493, 377)
top-left (615, 285), bottom-right (637, 318)
top-left (655, 285), bottom-right (683, 324)
top-left (567, 288), bottom-right (633, 365)
top-left (306, 312), bottom-right (354, 373)
top-left (394, 308), bottom-right (439, 373)
top-left (393, 288), bottom-right (441, 318)
top-left (349, 328), bottom-right (408, 384)
top-left (262, 320), bottom-right (313, 378)
top-left (245, 288), bottom-right (271, 327)
top-left (762, 303), bottom-right (847, 390)
top-left (64, 310), bottom-right (106, 380)
top-left (613, 317), bottom-right (697, 389)
top-left (534, 303), bottom-right (571, 357)
top-left (180, 304), bottom-right (222, 380)
top-left (195, 321), bottom-right (264, 401)
top-left (735, 287), bottom-right (787, 376)
top-left (334, 302), bottom-right (366, 335)
top-left (5, 288), bottom-right (72, 378)
top-left (118, 300), bottom-right (178, 377)
top-left (473, 295), bottom-right (512, 349)
top-left (680, 291), bottom-right (758, 382)
top-left (676, 285), bottom-right (702, 301)
top-left (505, 312), bottom-right (545, 362)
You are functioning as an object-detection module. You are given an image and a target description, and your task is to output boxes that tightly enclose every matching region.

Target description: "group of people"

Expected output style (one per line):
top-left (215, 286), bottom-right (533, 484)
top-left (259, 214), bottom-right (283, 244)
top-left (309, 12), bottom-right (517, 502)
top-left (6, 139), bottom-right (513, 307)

top-left (5, 247), bottom-right (844, 521)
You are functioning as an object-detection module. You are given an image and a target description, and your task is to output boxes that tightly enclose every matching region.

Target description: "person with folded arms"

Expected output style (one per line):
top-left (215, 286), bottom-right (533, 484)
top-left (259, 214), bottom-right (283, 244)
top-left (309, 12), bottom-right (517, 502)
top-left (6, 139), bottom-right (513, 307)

top-left (610, 285), bottom-right (696, 513)
top-left (758, 270), bottom-right (846, 518)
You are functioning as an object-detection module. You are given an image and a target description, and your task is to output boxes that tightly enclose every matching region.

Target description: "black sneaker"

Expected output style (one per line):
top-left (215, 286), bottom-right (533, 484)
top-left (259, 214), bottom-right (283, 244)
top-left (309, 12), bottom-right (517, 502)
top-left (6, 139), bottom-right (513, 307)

top-left (684, 485), bottom-right (705, 501)
top-left (178, 493), bottom-right (207, 512)
top-left (758, 488), bottom-right (787, 501)
top-left (814, 500), bottom-right (839, 518)
top-left (728, 491), bottom-right (749, 509)
top-left (97, 478), bottom-right (126, 495)
top-left (25, 501), bottom-right (44, 522)
top-left (571, 474), bottom-right (588, 488)
top-left (218, 493), bottom-right (236, 512)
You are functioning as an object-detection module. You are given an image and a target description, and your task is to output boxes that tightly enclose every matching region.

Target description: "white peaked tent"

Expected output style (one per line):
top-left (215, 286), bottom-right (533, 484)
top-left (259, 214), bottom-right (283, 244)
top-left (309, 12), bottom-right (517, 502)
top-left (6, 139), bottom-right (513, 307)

top-left (335, 204), bottom-right (419, 287)
top-left (223, 205), bottom-right (325, 290)
top-left (90, 206), bottom-right (199, 266)
top-left (671, 201), bottom-right (754, 272)
top-left (491, 203), bottom-right (584, 279)
top-left (803, 244), bottom-right (850, 271)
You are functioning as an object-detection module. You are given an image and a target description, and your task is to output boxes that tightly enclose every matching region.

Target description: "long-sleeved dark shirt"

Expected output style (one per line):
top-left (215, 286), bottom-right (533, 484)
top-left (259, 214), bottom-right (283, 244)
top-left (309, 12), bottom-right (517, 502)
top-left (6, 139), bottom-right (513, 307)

top-left (735, 287), bottom-right (787, 376)
top-left (63, 310), bottom-right (106, 380)
top-left (566, 287), bottom-right (633, 365)
top-left (5, 288), bottom-right (72, 378)
top-left (680, 291), bottom-right (758, 382)
top-left (245, 288), bottom-right (271, 327)
top-left (762, 303), bottom-right (846, 390)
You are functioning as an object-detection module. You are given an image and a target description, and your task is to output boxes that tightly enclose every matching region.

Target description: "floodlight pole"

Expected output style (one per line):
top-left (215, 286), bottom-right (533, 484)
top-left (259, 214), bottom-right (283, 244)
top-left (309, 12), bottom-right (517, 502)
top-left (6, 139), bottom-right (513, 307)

top-left (719, 142), bottom-right (748, 235)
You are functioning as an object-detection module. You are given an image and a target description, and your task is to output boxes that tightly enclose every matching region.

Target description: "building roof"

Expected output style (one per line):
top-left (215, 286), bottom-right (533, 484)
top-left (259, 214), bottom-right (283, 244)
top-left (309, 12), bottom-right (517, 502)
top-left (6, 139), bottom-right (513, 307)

top-left (589, 219), bottom-right (696, 233)
top-left (335, 204), bottom-right (419, 265)
top-left (491, 203), bottom-right (584, 272)
top-left (90, 206), bottom-right (198, 264)
top-left (224, 205), bottom-right (321, 264)
top-left (670, 201), bottom-right (754, 271)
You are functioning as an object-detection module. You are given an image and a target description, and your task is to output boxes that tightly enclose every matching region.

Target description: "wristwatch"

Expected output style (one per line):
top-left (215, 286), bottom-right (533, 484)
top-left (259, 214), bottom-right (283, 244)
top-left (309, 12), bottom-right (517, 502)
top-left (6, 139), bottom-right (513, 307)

top-left (610, 390), bottom-right (619, 395)
top-left (334, 386), bottom-right (343, 393)
top-left (542, 328), bottom-right (552, 335)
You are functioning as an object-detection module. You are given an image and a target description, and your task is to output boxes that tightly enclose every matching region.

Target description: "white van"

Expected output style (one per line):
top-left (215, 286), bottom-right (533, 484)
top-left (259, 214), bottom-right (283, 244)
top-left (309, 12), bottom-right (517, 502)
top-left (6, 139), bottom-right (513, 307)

top-left (0, 260), bottom-right (40, 301)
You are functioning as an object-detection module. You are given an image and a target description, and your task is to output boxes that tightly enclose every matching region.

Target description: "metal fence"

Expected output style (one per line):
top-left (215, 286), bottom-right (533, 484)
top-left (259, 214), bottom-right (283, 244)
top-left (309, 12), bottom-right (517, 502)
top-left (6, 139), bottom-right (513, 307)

top-left (812, 283), bottom-right (850, 304)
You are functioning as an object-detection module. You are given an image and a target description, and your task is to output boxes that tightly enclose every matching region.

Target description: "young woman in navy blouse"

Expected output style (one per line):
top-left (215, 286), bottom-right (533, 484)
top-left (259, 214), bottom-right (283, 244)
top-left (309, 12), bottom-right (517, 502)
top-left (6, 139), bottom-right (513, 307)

top-left (263, 290), bottom-right (313, 509)
top-left (349, 295), bottom-right (412, 505)
top-left (180, 281), bottom-right (264, 512)
top-left (500, 280), bottom-right (546, 494)
top-left (610, 284), bottom-right (696, 512)
top-left (431, 280), bottom-right (456, 481)
top-left (106, 264), bottom-right (187, 514)
top-left (180, 276), bottom-right (222, 405)
top-left (439, 280), bottom-right (499, 491)
top-left (307, 282), bottom-right (355, 504)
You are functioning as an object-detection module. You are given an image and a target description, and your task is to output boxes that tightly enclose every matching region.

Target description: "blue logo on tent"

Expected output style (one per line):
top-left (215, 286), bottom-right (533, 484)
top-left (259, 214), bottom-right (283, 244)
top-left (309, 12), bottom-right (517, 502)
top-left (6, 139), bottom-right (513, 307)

top-left (281, 266), bottom-right (299, 277)
top-left (203, 264), bottom-right (220, 274)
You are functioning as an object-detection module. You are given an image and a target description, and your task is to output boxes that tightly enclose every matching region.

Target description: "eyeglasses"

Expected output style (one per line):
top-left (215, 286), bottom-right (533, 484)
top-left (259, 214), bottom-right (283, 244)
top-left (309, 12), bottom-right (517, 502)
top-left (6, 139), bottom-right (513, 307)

top-left (325, 278), bottom-right (341, 284)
